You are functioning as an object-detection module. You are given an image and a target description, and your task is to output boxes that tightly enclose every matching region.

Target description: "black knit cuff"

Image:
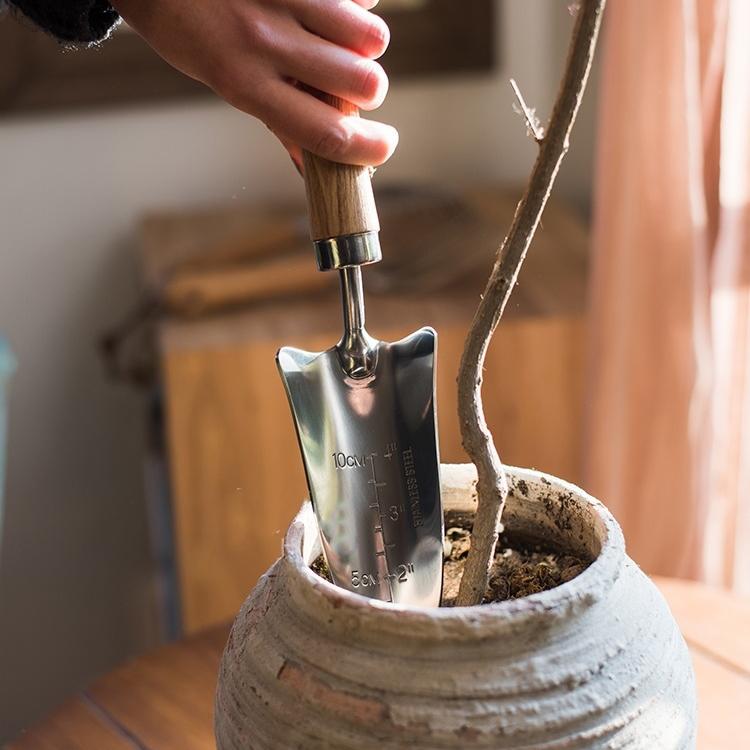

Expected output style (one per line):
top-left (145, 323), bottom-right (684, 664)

top-left (7, 0), bottom-right (120, 44)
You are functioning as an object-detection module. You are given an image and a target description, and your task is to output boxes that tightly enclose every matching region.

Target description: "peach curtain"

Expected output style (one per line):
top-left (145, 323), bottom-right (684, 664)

top-left (585, 0), bottom-right (750, 592)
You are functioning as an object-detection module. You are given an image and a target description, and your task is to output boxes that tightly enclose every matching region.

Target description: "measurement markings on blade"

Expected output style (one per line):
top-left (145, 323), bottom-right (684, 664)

top-left (360, 445), bottom-right (420, 600)
top-left (367, 452), bottom-right (393, 602)
top-left (345, 445), bottom-right (420, 598)
top-left (351, 563), bottom-right (416, 589)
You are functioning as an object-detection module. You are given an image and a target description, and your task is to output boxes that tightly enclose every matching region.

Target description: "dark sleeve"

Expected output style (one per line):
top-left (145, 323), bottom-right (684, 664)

top-left (5, 0), bottom-right (119, 44)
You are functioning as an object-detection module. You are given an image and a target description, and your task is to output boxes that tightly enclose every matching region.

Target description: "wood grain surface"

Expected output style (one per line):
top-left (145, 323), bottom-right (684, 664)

top-left (8, 698), bottom-right (134, 750)
top-left (163, 253), bottom-right (333, 317)
top-left (8, 579), bottom-right (748, 749)
top-left (301, 95), bottom-right (380, 241)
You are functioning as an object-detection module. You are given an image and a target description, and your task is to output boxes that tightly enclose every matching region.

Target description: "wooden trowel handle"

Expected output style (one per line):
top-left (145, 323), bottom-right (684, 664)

top-left (302, 94), bottom-right (380, 241)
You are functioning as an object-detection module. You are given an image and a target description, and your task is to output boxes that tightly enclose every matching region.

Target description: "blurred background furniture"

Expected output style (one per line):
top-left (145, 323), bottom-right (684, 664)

top-left (134, 184), bottom-right (589, 634)
top-left (9, 578), bottom-right (747, 750)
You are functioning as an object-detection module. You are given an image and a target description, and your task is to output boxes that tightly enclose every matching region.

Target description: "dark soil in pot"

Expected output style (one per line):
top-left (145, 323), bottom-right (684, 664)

top-left (310, 508), bottom-right (593, 606)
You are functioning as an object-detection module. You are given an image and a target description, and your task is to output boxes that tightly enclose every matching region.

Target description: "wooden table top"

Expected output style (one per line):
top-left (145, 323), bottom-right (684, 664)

top-left (9, 578), bottom-right (750, 749)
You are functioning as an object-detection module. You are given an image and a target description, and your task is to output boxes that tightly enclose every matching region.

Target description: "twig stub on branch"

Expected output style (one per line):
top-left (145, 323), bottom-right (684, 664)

top-left (511, 78), bottom-right (544, 143)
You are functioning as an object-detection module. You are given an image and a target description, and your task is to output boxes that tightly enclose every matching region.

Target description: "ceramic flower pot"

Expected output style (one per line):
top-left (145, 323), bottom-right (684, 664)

top-left (215, 464), bottom-right (696, 749)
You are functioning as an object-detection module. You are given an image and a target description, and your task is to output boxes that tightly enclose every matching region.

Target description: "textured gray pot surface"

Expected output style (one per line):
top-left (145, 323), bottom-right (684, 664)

top-left (216, 464), bottom-right (697, 749)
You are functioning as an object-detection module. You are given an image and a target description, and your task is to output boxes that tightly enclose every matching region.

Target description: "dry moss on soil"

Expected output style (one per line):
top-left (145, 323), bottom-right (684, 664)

top-left (441, 526), bottom-right (591, 606)
top-left (310, 523), bottom-right (592, 606)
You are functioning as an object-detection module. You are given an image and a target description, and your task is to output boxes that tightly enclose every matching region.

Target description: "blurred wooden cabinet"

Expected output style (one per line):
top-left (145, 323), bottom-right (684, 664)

top-left (143, 186), bottom-right (589, 633)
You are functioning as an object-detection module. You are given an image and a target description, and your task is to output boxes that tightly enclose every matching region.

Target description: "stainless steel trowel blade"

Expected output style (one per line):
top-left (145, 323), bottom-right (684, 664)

top-left (277, 327), bottom-right (443, 607)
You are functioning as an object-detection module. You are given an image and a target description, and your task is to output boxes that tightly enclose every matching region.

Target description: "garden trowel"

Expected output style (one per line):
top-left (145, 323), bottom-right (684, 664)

top-left (276, 96), bottom-right (443, 607)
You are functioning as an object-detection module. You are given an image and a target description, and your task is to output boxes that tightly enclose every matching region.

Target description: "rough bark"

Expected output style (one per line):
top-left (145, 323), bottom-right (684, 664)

top-left (455, 0), bottom-right (607, 606)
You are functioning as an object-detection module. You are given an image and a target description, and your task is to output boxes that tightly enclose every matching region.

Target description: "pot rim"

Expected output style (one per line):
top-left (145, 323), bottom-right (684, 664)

top-left (281, 464), bottom-right (625, 623)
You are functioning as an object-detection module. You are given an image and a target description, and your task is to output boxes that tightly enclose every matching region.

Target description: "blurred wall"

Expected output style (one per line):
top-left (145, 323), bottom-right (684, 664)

top-left (0, 1), bottom-right (597, 740)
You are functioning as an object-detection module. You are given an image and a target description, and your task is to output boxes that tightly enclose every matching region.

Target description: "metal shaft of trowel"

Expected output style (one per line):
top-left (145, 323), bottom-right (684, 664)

top-left (340, 267), bottom-right (365, 331)
top-left (337, 266), bottom-right (377, 379)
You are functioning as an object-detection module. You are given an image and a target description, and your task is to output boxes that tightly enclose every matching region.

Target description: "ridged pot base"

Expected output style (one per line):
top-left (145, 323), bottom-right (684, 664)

top-left (215, 464), bottom-right (697, 749)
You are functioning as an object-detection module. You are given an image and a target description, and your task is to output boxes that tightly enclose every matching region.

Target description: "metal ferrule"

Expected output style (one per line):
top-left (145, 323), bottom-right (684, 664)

top-left (314, 231), bottom-right (382, 271)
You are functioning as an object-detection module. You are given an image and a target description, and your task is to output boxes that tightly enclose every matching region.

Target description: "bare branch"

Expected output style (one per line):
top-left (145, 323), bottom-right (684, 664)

top-left (455, 0), bottom-right (607, 607)
top-left (510, 78), bottom-right (544, 142)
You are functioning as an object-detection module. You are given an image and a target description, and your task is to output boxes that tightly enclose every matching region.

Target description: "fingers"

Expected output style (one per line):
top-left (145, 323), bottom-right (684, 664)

top-left (351, 0), bottom-right (380, 9)
top-left (291, 0), bottom-right (389, 58)
top-left (207, 1), bottom-right (395, 167)
top-left (278, 29), bottom-right (389, 111)
top-left (259, 80), bottom-right (398, 165)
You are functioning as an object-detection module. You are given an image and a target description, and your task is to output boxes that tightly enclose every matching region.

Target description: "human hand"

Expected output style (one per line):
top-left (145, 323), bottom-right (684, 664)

top-left (112, 0), bottom-right (397, 170)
